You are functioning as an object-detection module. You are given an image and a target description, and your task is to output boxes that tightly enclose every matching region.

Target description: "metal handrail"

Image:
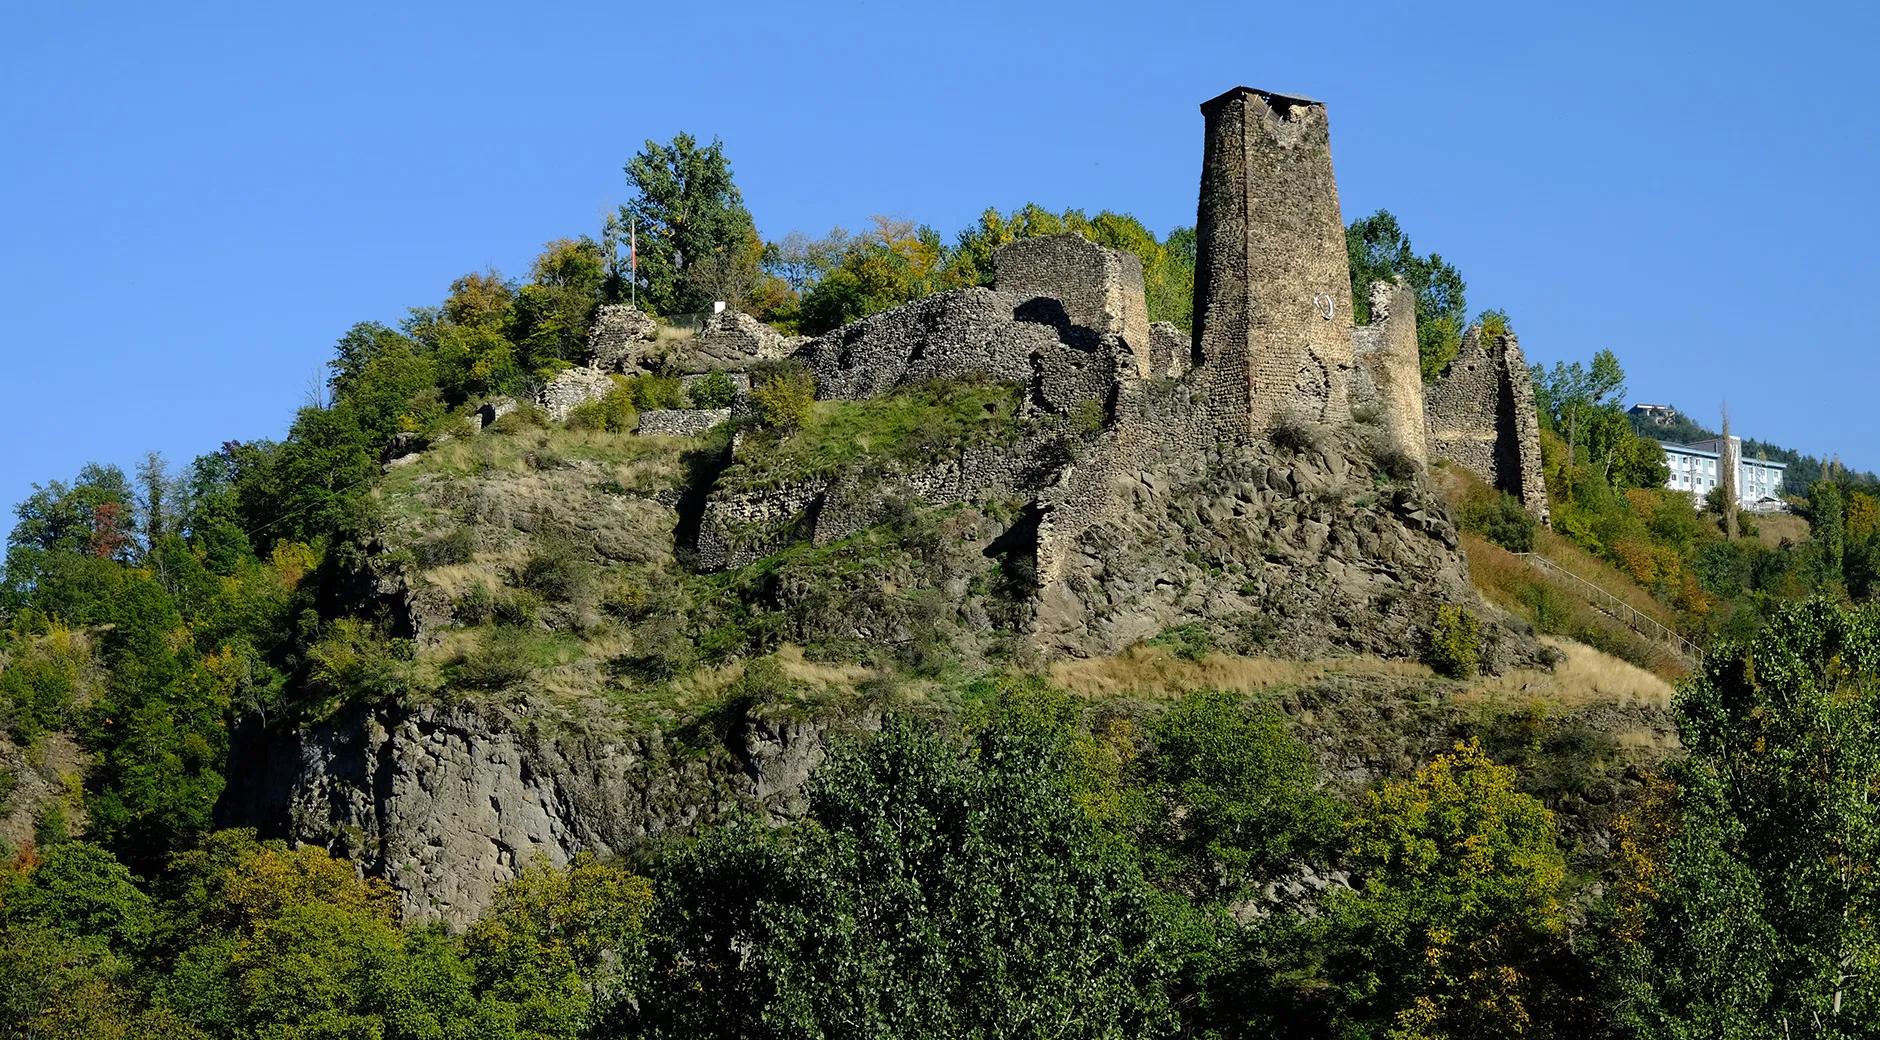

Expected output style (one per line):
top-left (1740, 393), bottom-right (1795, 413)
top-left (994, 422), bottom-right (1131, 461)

top-left (1512, 551), bottom-right (1703, 661)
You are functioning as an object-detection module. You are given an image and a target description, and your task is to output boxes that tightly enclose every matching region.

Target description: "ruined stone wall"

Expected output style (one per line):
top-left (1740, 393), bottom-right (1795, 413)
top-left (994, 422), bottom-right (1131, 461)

top-left (586, 304), bottom-right (657, 372)
top-left (993, 234), bottom-right (1154, 379)
top-left (1424, 327), bottom-right (1549, 520)
top-left (1192, 87), bottom-right (1356, 434)
top-left (1148, 322), bottom-right (1190, 380)
top-left (540, 367), bottom-right (615, 422)
top-left (793, 286), bottom-right (1118, 420)
top-left (1349, 279), bottom-right (1428, 464)
top-left (674, 311), bottom-right (794, 373)
top-left (694, 432), bottom-right (1072, 572)
top-left (637, 408), bottom-right (731, 437)
top-left (1499, 334), bottom-right (1550, 521)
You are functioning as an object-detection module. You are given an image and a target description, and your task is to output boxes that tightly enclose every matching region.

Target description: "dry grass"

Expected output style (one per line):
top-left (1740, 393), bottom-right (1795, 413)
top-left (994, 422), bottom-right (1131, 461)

top-left (1754, 511), bottom-right (1810, 548)
top-left (1463, 637), bottom-right (1676, 711)
top-left (1530, 528), bottom-right (1679, 629)
top-left (1049, 645), bottom-right (1431, 702)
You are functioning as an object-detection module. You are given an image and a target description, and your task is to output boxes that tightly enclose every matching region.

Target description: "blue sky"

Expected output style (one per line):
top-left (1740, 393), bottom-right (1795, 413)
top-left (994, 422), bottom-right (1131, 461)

top-left (2, 0), bottom-right (1875, 540)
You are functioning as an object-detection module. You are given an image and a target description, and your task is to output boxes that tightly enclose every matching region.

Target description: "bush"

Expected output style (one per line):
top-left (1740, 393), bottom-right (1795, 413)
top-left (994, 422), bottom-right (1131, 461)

top-left (749, 363), bottom-right (816, 435)
top-left (520, 544), bottom-right (588, 602)
top-left (566, 381), bottom-right (639, 432)
top-left (451, 626), bottom-right (544, 689)
top-left (625, 374), bottom-right (686, 410)
top-left (687, 370), bottom-right (737, 409)
top-left (1269, 414), bottom-right (1321, 454)
top-left (454, 583), bottom-right (495, 625)
top-left (1462, 493), bottom-right (1537, 552)
top-left (1425, 604), bottom-right (1482, 679)
top-left (1148, 622), bottom-right (1215, 661)
top-left (416, 525), bottom-right (477, 567)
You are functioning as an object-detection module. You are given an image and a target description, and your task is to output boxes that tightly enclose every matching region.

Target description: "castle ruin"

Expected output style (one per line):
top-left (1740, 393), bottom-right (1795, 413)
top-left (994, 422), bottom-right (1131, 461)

top-left (551, 85), bottom-right (1550, 650)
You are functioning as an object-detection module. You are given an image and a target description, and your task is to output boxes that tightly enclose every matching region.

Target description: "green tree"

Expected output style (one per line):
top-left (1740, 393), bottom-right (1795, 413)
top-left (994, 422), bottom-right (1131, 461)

top-left (1323, 740), bottom-right (1577, 1039)
top-left (748, 364), bottom-right (816, 436)
top-left (1610, 601), bottom-right (1880, 1037)
top-left (464, 853), bottom-right (653, 1036)
top-left (8, 465), bottom-right (138, 562)
top-left (621, 133), bottom-right (757, 316)
top-left (1345, 210), bottom-right (1469, 379)
top-left (1143, 690), bottom-right (1340, 900)
top-left (636, 717), bottom-right (1176, 1038)
top-left (513, 237), bottom-right (610, 376)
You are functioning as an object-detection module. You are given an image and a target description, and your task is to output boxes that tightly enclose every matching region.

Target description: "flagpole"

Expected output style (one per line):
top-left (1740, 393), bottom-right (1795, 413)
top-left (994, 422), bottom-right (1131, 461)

top-left (629, 217), bottom-right (637, 309)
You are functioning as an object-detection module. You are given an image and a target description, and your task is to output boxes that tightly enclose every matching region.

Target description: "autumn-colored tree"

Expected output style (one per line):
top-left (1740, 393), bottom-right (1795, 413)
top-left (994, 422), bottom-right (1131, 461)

top-left (1325, 740), bottom-right (1577, 1039)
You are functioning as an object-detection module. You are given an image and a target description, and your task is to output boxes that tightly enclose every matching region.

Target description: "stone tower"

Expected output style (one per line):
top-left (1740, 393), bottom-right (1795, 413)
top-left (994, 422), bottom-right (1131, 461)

top-left (1192, 86), bottom-right (1355, 433)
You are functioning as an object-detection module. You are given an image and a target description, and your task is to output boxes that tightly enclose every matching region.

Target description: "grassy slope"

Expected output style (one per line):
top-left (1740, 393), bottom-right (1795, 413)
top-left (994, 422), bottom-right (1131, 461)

top-left (1429, 462), bottom-right (1694, 682)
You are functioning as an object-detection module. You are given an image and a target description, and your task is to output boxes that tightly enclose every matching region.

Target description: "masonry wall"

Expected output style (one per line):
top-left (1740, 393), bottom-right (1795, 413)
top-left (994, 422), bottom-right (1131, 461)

top-left (793, 285), bottom-right (1118, 421)
top-left (1349, 278), bottom-right (1428, 463)
top-left (1423, 327), bottom-right (1549, 520)
top-left (1192, 87), bottom-right (1355, 434)
top-left (994, 234), bottom-right (1154, 379)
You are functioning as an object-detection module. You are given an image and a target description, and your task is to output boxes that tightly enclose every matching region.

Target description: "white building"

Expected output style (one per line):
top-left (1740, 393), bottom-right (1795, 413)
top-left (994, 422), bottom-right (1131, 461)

top-left (1659, 436), bottom-right (1788, 511)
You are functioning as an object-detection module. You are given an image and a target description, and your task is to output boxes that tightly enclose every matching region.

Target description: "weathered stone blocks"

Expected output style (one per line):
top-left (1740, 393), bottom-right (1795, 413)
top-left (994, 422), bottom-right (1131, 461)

top-left (586, 304), bottom-right (658, 371)
top-left (637, 408), bottom-right (731, 437)
top-left (540, 367), bottom-right (614, 422)
top-left (1349, 278), bottom-right (1428, 464)
top-left (1424, 326), bottom-right (1550, 520)
top-left (1193, 86), bottom-right (1356, 434)
top-left (993, 233), bottom-right (1154, 379)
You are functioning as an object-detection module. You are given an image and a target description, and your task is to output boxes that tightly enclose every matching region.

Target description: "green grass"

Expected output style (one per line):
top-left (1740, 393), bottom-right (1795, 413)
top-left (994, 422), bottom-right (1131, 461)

top-left (718, 379), bottom-right (1026, 495)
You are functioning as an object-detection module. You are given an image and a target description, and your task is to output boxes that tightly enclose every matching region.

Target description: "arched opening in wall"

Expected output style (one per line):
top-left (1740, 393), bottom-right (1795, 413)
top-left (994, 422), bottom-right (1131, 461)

top-left (1014, 296), bottom-right (1099, 352)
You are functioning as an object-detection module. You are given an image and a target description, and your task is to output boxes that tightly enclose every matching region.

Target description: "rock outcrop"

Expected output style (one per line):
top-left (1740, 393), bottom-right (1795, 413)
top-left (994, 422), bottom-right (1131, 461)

top-left (224, 701), bottom-right (872, 923)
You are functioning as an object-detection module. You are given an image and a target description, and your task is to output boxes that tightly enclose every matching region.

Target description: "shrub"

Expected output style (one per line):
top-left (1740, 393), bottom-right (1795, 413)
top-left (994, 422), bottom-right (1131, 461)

top-left (1425, 604), bottom-right (1482, 679)
top-left (521, 545), bottom-right (588, 602)
top-left (1462, 493), bottom-right (1537, 552)
top-left (566, 383), bottom-right (637, 432)
top-left (1148, 622), bottom-right (1215, 661)
top-left (489, 402), bottom-right (549, 433)
top-left (451, 626), bottom-right (542, 689)
top-left (687, 370), bottom-right (737, 409)
top-left (749, 364), bottom-right (816, 435)
top-left (625, 374), bottom-right (686, 410)
top-left (416, 525), bottom-right (477, 567)
top-left (1269, 414), bottom-right (1321, 454)
top-left (455, 583), bottom-right (495, 625)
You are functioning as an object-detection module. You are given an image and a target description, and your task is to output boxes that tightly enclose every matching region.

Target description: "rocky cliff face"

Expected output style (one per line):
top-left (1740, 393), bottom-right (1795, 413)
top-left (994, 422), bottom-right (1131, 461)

top-left (1035, 424), bottom-right (1541, 671)
top-left (224, 699), bottom-right (870, 923)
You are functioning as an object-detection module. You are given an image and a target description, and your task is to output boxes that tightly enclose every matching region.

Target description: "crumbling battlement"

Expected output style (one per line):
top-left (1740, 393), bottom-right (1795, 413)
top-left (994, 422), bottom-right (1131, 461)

top-left (1350, 278), bottom-right (1428, 464)
top-left (1424, 326), bottom-right (1549, 520)
top-left (586, 304), bottom-right (657, 372)
top-left (994, 234), bottom-right (1154, 379)
top-left (661, 84), bottom-right (1551, 670)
